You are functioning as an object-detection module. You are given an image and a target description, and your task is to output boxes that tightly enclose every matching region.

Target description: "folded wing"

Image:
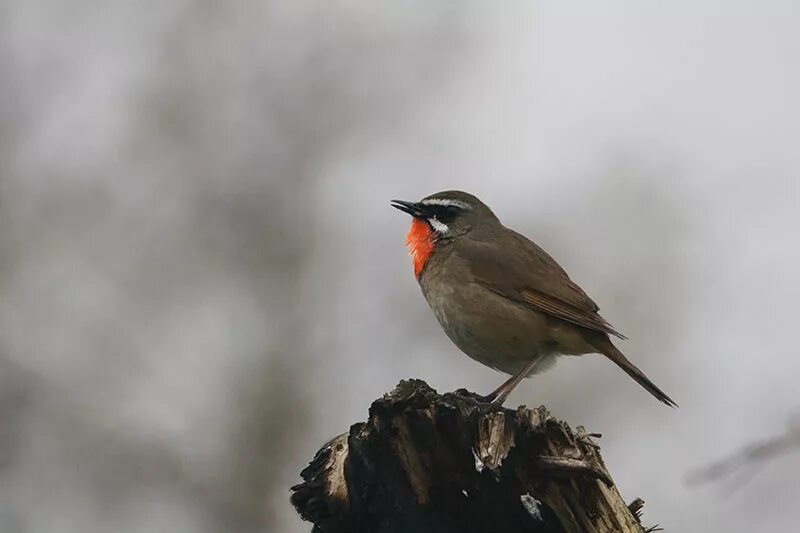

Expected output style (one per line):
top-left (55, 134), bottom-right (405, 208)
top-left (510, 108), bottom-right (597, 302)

top-left (458, 229), bottom-right (626, 339)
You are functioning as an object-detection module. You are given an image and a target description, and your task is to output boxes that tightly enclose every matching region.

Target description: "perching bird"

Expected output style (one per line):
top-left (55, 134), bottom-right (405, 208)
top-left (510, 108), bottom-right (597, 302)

top-left (391, 190), bottom-right (676, 407)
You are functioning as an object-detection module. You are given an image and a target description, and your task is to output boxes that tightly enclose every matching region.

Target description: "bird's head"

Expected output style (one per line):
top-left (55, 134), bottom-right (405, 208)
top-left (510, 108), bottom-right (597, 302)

top-left (390, 190), bottom-right (498, 278)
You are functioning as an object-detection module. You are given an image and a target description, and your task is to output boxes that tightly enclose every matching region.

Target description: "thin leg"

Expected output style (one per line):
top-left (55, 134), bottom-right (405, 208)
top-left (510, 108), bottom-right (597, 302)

top-left (485, 356), bottom-right (543, 406)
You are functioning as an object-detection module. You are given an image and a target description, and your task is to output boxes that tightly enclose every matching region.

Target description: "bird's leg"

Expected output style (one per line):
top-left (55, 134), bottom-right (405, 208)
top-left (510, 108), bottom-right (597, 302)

top-left (484, 356), bottom-right (542, 406)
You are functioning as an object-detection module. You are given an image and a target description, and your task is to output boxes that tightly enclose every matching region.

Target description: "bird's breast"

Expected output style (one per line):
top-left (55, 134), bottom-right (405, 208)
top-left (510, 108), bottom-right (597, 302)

top-left (421, 270), bottom-right (560, 375)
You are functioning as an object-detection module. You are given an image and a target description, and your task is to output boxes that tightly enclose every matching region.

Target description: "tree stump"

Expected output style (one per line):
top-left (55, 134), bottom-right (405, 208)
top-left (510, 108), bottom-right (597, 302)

top-left (291, 379), bottom-right (656, 533)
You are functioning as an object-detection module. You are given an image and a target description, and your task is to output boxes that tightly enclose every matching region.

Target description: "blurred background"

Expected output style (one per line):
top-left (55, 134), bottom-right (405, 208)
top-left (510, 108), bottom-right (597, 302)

top-left (1, 1), bottom-right (798, 532)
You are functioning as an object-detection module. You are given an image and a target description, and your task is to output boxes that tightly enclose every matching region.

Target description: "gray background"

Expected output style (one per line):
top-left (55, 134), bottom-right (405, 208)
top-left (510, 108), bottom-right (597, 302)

top-left (1, 2), bottom-right (798, 532)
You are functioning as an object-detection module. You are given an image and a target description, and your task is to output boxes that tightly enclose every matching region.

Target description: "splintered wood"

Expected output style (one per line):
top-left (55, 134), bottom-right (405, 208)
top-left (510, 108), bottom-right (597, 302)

top-left (291, 380), bottom-right (653, 533)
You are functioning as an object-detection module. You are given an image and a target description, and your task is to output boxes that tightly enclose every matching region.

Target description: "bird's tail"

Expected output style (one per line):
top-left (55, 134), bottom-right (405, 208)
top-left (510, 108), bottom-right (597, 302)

top-left (592, 338), bottom-right (678, 408)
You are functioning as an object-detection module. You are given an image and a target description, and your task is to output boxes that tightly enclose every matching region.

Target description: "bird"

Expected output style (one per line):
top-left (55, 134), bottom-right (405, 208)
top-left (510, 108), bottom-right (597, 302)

top-left (390, 190), bottom-right (676, 407)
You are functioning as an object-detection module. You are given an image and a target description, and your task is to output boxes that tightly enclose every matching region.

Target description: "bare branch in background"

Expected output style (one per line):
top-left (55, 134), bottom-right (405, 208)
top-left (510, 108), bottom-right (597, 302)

top-left (685, 417), bottom-right (800, 487)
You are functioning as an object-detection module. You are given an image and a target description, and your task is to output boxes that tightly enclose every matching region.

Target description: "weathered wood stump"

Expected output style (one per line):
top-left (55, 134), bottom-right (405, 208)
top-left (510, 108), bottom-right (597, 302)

top-left (291, 379), bottom-right (655, 533)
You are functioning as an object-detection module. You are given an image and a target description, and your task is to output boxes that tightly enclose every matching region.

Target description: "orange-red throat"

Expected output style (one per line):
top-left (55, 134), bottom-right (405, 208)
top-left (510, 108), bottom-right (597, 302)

top-left (405, 218), bottom-right (436, 278)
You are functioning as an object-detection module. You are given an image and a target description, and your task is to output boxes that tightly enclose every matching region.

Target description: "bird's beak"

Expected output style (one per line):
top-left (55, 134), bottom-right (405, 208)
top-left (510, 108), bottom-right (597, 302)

top-left (390, 199), bottom-right (425, 218)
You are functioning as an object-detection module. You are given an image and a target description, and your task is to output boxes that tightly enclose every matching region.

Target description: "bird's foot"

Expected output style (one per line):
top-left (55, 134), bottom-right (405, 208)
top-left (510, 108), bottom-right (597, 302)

top-left (449, 388), bottom-right (497, 406)
top-left (447, 388), bottom-right (513, 409)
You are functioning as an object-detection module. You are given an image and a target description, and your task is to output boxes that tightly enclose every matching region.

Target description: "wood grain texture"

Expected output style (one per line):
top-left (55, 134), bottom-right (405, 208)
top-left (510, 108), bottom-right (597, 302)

top-left (291, 380), bottom-right (656, 533)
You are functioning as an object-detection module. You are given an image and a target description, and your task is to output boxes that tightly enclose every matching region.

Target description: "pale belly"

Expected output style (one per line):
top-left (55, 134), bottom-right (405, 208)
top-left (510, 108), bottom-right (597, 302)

top-left (421, 278), bottom-right (595, 377)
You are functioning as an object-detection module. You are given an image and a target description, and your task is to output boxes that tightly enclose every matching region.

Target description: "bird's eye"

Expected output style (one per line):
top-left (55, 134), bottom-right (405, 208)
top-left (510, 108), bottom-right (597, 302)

top-left (434, 205), bottom-right (460, 222)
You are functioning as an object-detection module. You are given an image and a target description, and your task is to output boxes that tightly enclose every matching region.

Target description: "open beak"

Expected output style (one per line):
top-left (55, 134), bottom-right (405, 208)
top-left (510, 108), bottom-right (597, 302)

top-left (390, 199), bottom-right (425, 218)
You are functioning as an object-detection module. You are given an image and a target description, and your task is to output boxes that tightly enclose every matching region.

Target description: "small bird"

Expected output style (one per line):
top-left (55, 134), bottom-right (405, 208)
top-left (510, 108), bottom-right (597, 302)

top-left (391, 190), bottom-right (676, 407)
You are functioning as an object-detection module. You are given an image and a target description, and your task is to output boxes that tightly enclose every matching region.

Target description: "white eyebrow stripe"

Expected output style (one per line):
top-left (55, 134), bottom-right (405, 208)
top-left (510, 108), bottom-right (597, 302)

top-left (420, 198), bottom-right (471, 209)
top-left (427, 218), bottom-right (449, 234)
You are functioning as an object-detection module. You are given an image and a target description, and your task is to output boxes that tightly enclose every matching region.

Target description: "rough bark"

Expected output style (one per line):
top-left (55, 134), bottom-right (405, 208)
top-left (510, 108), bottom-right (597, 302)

top-left (291, 379), bottom-right (656, 533)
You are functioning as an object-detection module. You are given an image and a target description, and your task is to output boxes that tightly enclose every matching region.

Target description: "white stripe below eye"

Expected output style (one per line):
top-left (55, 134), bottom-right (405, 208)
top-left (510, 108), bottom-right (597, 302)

top-left (428, 218), bottom-right (449, 234)
top-left (420, 198), bottom-right (471, 209)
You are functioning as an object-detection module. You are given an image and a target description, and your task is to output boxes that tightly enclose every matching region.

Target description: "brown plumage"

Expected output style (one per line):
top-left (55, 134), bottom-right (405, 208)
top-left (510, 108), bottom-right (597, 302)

top-left (391, 190), bottom-right (677, 407)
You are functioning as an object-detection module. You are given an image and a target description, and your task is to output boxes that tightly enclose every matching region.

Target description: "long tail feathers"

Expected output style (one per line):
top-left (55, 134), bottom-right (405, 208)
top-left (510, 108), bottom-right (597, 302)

top-left (598, 342), bottom-right (678, 408)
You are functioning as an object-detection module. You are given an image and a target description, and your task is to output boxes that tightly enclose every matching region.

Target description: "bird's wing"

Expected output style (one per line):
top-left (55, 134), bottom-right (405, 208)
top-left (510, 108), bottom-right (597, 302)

top-left (458, 229), bottom-right (626, 339)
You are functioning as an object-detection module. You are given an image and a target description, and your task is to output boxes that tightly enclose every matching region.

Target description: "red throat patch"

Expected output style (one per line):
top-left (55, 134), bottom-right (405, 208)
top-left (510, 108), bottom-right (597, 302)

top-left (405, 218), bottom-right (436, 278)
